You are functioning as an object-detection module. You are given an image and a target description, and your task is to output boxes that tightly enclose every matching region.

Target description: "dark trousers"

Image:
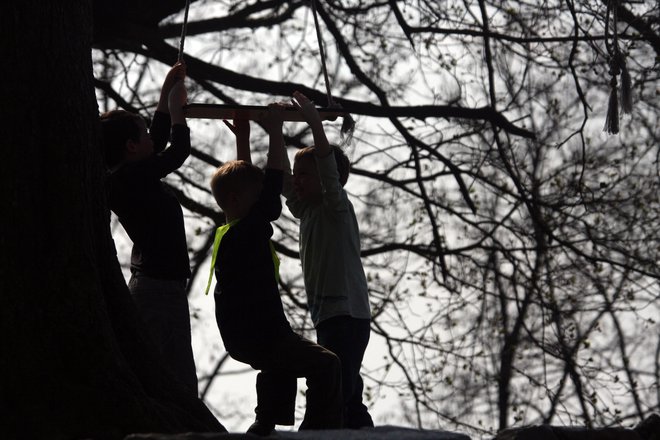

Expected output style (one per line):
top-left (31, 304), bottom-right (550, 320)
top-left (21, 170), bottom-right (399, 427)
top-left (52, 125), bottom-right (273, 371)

top-left (128, 274), bottom-right (198, 397)
top-left (316, 315), bottom-right (374, 429)
top-left (231, 333), bottom-right (342, 429)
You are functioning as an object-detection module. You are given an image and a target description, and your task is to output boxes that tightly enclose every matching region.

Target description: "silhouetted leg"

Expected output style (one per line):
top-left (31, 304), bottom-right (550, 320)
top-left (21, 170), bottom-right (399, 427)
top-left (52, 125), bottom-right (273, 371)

top-left (242, 333), bottom-right (342, 430)
top-left (290, 336), bottom-right (342, 430)
top-left (317, 315), bottom-right (374, 428)
top-left (129, 274), bottom-right (198, 397)
top-left (255, 371), bottom-right (296, 426)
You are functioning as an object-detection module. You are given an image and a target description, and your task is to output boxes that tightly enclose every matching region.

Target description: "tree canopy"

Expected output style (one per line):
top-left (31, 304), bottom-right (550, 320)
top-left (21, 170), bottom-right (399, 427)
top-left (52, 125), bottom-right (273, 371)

top-left (91, 0), bottom-right (659, 435)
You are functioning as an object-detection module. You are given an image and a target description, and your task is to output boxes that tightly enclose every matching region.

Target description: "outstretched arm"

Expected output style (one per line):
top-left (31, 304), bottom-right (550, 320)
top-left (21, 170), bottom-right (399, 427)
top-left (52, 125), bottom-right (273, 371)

top-left (261, 103), bottom-right (287, 171)
top-left (292, 91), bottom-right (348, 211)
top-left (168, 80), bottom-right (187, 126)
top-left (157, 62), bottom-right (186, 114)
top-left (223, 115), bottom-right (251, 163)
top-left (144, 79), bottom-right (190, 178)
top-left (151, 63), bottom-right (186, 152)
top-left (280, 129), bottom-right (304, 215)
top-left (251, 103), bottom-right (287, 221)
top-left (292, 91), bottom-right (330, 157)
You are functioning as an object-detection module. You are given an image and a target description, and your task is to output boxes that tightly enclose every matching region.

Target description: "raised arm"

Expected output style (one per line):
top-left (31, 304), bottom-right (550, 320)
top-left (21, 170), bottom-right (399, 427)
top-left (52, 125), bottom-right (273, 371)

top-left (292, 91), bottom-right (347, 211)
top-left (151, 62), bottom-right (187, 153)
top-left (157, 62), bottom-right (186, 115)
top-left (168, 80), bottom-right (187, 127)
top-left (143, 80), bottom-right (190, 179)
top-left (261, 103), bottom-right (287, 171)
top-left (223, 116), bottom-right (251, 163)
top-left (292, 91), bottom-right (330, 157)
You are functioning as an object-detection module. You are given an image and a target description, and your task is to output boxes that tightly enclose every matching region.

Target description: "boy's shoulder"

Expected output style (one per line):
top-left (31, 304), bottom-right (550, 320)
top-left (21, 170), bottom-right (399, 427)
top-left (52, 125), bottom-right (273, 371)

top-left (224, 213), bottom-right (273, 242)
top-left (108, 160), bottom-right (153, 186)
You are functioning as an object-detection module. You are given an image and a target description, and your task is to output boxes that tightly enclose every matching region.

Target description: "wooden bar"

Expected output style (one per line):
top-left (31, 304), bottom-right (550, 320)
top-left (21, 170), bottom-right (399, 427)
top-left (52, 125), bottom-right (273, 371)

top-left (184, 103), bottom-right (345, 122)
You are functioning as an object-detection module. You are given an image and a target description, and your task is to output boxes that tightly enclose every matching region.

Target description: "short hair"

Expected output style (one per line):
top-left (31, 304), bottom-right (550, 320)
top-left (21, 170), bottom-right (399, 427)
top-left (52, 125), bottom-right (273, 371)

top-left (99, 110), bottom-right (144, 168)
top-left (210, 160), bottom-right (264, 209)
top-left (294, 145), bottom-right (350, 186)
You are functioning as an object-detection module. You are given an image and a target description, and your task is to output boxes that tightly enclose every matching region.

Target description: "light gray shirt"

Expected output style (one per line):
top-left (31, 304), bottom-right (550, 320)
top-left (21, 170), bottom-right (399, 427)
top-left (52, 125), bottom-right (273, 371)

top-left (284, 152), bottom-right (371, 327)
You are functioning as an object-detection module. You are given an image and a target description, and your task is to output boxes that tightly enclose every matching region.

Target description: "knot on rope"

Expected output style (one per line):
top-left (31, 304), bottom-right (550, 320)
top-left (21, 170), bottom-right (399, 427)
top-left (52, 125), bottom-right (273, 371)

top-left (607, 52), bottom-right (622, 78)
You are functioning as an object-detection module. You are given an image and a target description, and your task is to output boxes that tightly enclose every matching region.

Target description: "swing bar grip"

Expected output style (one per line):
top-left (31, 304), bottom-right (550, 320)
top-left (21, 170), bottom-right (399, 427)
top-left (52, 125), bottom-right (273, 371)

top-left (184, 103), bottom-right (346, 122)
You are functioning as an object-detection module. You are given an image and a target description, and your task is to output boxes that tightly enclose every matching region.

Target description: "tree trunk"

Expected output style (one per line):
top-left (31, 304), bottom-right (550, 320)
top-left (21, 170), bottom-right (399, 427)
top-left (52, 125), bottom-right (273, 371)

top-left (0, 3), bottom-right (225, 439)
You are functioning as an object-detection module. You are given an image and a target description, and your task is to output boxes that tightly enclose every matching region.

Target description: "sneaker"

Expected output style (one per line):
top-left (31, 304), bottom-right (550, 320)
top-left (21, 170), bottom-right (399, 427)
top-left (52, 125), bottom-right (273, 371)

top-left (247, 419), bottom-right (275, 437)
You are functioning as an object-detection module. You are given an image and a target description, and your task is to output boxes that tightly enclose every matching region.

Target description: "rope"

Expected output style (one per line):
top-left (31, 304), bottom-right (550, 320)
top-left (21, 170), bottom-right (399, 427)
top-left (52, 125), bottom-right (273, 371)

top-left (178, 0), bottom-right (192, 62)
top-left (310, 0), bottom-right (355, 144)
top-left (310, 0), bottom-right (335, 108)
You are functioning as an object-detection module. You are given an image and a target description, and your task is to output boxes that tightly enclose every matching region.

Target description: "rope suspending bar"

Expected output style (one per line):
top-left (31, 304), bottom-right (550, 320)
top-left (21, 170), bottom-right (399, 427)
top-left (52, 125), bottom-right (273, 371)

top-left (177, 0), bottom-right (191, 62)
top-left (311, 0), bottom-right (334, 108)
top-left (177, 0), bottom-right (355, 141)
top-left (310, 0), bottom-right (355, 143)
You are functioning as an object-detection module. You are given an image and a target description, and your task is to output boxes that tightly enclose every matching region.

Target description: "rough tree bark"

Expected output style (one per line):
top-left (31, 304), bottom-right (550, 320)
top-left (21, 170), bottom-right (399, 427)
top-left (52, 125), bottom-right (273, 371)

top-left (0, 3), bottom-right (225, 439)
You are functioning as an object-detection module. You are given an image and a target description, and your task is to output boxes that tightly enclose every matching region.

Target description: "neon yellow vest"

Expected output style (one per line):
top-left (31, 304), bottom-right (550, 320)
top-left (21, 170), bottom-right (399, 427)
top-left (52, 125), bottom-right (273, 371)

top-left (204, 219), bottom-right (280, 295)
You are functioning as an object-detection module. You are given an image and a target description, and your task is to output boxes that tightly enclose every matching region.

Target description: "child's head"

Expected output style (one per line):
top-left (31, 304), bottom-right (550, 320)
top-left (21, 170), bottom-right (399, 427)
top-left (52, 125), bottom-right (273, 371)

top-left (292, 145), bottom-right (350, 202)
top-left (100, 110), bottom-right (153, 168)
top-left (210, 160), bottom-right (264, 220)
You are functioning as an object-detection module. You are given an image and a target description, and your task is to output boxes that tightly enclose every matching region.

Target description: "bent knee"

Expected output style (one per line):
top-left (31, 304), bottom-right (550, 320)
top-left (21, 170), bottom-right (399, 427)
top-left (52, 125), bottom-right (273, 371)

top-left (322, 348), bottom-right (342, 373)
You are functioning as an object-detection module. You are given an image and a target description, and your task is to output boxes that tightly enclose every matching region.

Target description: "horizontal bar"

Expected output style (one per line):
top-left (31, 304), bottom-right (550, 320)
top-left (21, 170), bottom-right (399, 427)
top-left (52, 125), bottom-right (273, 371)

top-left (184, 103), bottom-right (346, 121)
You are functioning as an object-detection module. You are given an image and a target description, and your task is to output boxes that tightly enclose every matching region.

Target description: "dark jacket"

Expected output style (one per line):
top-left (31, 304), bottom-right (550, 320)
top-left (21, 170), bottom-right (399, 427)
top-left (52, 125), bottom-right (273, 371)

top-left (108, 111), bottom-right (191, 280)
top-left (214, 169), bottom-right (293, 357)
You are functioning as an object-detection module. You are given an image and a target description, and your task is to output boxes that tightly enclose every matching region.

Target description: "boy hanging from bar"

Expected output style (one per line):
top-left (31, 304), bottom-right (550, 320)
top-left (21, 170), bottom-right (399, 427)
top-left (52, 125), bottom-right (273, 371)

top-left (282, 91), bottom-right (374, 428)
top-left (206, 103), bottom-right (342, 436)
